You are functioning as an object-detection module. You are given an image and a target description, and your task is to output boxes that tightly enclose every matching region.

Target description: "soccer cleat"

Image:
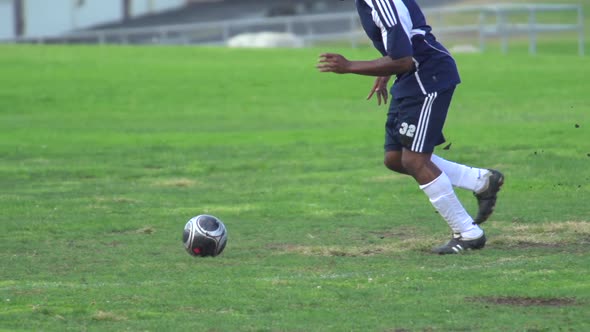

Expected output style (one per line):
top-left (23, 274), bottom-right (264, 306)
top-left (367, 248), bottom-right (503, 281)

top-left (432, 233), bottom-right (487, 255)
top-left (473, 169), bottom-right (504, 225)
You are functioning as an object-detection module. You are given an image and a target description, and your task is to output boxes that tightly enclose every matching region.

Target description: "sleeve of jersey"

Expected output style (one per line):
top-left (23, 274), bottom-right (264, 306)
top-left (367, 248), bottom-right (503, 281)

top-left (370, 36), bottom-right (387, 56)
top-left (385, 24), bottom-right (413, 59)
top-left (357, 4), bottom-right (387, 56)
top-left (358, 18), bottom-right (386, 55)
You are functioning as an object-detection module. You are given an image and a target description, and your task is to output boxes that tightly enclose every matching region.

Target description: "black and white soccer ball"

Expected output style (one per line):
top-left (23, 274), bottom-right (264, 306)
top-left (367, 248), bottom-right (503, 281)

top-left (182, 215), bottom-right (227, 257)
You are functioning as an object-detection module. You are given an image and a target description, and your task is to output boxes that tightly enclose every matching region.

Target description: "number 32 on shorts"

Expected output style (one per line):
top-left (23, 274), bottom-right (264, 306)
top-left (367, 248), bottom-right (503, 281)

top-left (399, 122), bottom-right (416, 138)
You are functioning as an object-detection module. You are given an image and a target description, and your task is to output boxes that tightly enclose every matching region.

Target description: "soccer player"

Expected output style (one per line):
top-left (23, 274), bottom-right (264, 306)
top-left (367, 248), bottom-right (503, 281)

top-left (317, 0), bottom-right (504, 254)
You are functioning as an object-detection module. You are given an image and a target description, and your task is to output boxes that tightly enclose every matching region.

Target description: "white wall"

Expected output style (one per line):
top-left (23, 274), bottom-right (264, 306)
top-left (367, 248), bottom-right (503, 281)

top-left (132, 0), bottom-right (186, 17)
top-left (0, 0), bottom-right (13, 39)
top-left (25, 0), bottom-right (73, 38)
top-left (4, 0), bottom-right (188, 39)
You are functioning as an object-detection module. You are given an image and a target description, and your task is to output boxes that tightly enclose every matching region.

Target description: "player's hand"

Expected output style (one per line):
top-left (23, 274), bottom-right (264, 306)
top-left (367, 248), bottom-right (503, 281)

top-left (317, 53), bottom-right (351, 74)
top-left (366, 76), bottom-right (390, 106)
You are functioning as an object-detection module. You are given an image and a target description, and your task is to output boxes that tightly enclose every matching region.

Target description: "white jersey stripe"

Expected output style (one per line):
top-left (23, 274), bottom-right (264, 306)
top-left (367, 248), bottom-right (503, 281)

top-left (424, 93), bottom-right (438, 151)
top-left (378, 0), bottom-right (398, 25)
top-left (413, 93), bottom-right (437, 152)
top-left (417, 94), bottom-right (435, 151)
top-left (423, 92), bottom-right (438, 151)
top-left (418, 92), bottom-right (437, 152)
top-left (424, 39), bottom-right (453, 57)
top-left (412, 58), bottom-right (427, 95)
top-left (412, 94), bottom-right (433, 151)
top-left (373, 0), bottom-right (395, 27)
top-left (392, 0), bottom-right (412, 36)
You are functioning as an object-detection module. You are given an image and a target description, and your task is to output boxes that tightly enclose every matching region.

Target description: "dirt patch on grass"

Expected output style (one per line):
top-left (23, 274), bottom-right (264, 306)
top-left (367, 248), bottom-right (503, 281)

top-left (467, 296), bottom-right (578, 307)
top-left (491, 221), bottom-right (590, 249)
top-left (368, 226), bottom-right (419, 239)
top-left (93, 196), bottom-right (141, 204)
top-left (269, 221), bottom-right (589, 256)
top-left (134, 226), bottom-right (155, 234)
top-left (504, 241), bottom-right (565, 249)
top-left (267, 236), bottom-right (435, 257)
top-left (92, 310), bottom-right (127, 321)
top-left (326, 248), bottom-right (385, 257)
top-left (109, 226), bottom-right (155, 235)
top-left (266, 228), bottom-right (427, 256)
top-left (152, 178), bottom-right (198, 187)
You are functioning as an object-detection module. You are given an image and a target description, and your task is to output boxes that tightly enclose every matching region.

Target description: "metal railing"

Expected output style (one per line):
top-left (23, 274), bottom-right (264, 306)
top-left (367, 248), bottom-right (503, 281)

top-left (1, 3), bottom-right (585, 55)
top-left (429, 4), bottom-right (585, 55)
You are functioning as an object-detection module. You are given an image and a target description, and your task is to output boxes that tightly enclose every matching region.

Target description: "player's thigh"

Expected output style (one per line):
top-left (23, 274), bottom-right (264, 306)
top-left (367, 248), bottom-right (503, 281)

top-left (387, 87), bottom-right (455, 154)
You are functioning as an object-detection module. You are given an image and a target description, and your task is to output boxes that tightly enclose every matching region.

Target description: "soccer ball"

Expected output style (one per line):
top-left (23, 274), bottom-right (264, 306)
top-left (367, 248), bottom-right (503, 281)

top-left (182, 214), bottom-right (228, 257)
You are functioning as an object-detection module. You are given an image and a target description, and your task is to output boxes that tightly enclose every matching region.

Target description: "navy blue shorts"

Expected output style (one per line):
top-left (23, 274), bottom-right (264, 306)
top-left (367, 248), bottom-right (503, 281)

top-left (384, 87), bottom-right (455, 153)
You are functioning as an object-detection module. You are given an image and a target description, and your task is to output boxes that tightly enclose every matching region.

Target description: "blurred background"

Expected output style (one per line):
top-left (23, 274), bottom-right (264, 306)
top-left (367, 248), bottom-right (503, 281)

top-left (0, 0), bottom-right (585, 55)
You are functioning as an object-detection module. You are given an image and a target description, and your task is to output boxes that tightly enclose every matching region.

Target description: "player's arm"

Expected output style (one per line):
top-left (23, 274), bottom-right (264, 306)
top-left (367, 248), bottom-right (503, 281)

top-left (321, 1), bottom-right (416, 77)
top-left (317, 53), bottom-right (414, 77)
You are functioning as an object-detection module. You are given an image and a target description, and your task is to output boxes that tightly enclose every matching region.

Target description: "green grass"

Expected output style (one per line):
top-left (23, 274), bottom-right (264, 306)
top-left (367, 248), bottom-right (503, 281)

top-left (0, 45), bottom-right (589, 331)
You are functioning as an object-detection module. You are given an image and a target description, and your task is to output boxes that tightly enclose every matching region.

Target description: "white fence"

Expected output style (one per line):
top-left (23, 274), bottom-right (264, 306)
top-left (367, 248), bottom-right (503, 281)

top-left (430, 4), bottom-right (585, 55)
top-left (1, 3), bottom-right (585, 55)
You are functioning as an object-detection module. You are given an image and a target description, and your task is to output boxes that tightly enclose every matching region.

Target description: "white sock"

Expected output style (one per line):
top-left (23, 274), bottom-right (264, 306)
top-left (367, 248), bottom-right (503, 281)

top-left (431, 154), bottom-right (490, 193)
top-left (420, 172), bottom-right (483, 239)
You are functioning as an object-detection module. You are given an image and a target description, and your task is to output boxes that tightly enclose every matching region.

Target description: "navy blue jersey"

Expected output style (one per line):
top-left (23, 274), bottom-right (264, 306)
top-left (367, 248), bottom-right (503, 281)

top-left (356, 0), bottom-right (461, 97)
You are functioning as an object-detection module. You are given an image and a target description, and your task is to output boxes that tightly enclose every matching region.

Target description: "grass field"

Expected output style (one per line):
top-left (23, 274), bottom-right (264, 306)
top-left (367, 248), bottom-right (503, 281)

top-left (0, 45), bottom-right (589, 331)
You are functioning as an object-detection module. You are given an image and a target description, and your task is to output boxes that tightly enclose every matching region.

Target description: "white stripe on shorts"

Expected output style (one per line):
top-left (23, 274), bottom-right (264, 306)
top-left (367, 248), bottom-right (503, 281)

top-left (412, 92), bottom-right (438, 152)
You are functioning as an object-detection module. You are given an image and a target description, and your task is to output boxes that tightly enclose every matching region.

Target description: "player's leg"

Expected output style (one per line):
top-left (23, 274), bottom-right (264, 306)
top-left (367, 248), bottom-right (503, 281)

top-left (384, 150), bottom-right (407, 174)
top-left (431, 155), bottom-right (504, 224)
top-left (383, 98), bottom-right (405, 175)
top-left (401, 148), bottom-right (481, 238)
top-left (385, 93), bottom-right (492, 186)
top-left (400, 149), bottom-right (439, 184)
top-left (427, 86), bottom-right (504, 224)
top-left (387, 147), bottom-right (498, 228)
top-left (391, 88), bottom-right (485, 254)
top-left (387, 148), bottom-right (505, 224)
top-left (431, 155), bottom-right (490, 192)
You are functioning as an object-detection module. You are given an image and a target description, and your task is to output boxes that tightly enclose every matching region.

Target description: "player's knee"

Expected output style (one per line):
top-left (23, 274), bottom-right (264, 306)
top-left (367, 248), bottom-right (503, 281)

top-left (400, 153), bottom-right (426, 175)
top-left (384, 152), bottom-right (404, 173)
top-left (384, 158), bottom-right (403, 173)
